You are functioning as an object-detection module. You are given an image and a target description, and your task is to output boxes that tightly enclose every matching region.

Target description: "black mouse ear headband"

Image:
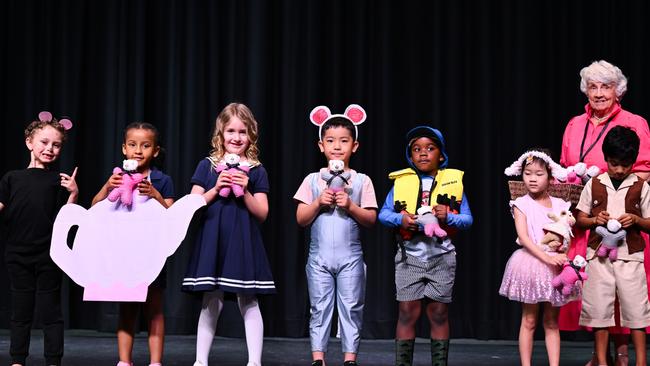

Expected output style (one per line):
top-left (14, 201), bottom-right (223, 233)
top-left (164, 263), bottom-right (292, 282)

top-left (309, 104), bottom-right (366, 141)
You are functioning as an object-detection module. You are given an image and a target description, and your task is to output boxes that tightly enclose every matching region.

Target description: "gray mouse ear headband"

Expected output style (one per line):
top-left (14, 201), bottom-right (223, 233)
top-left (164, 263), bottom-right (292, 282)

top-left (504, 150), bottom-right (567, 181)
top-left (309, 104), bottom-right (367, 141)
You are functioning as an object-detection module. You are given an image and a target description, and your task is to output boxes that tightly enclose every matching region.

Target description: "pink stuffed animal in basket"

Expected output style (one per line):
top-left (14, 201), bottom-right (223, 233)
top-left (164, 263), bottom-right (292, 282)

top-left (107, 159), bottom-right (144, 206)
top-left (551, 255), bottom-right (588, 296)
top-left (215, 153), bottom-right (251, 198)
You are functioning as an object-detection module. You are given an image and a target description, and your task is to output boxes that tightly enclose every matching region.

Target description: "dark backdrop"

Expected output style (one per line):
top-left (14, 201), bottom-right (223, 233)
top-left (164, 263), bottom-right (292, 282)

top-left (2, 0), bottom-right (650, 341)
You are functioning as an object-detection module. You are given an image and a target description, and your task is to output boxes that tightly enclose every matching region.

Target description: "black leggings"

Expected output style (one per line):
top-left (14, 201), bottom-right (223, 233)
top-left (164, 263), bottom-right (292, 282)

top-left (5, 248), bottom-right (64, 365)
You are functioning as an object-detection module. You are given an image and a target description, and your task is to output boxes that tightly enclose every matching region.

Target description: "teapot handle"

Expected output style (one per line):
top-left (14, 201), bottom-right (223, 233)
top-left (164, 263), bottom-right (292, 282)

top-left (50, 203), bottom-right (87, 286)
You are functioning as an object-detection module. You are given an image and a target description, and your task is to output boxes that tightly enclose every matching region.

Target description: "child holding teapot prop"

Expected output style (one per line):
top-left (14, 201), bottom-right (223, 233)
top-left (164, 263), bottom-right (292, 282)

top-left (0, 112), bottom-right (78, 366)
top-left (182, 103), bottom-right (275, 366)
top-left (92, 122), bottom-right (175, 366)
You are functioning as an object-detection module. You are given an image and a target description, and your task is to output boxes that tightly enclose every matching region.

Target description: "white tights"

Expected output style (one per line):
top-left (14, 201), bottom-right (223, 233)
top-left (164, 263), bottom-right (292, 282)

top-left (194, 291), bottom-right (263, 366)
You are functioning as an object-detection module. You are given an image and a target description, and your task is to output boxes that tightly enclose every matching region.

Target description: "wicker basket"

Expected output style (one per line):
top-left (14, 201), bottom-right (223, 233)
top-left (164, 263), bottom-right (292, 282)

top-left (508, 181), bottom-right (584, 206)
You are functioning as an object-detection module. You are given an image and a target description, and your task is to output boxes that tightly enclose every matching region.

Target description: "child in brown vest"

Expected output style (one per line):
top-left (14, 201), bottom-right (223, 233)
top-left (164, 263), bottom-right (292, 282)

top-left (575, 125), bottom-right (650, 366)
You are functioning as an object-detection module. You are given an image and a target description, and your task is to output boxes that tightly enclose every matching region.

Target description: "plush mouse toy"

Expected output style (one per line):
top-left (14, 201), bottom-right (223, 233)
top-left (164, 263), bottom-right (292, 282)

top-left (551, 255), bottom-right (588, 296)
top-left (595, 219), bottom-right (627, 261)
top-left (107, 159), bottom-right (144, 206)
top-left (416, 206), bottom-right (447, 238)
top-left (321, 159), bottom-right (350, 193)
top-left (539, 210), bottom-right (575, 253)
top-left (215, 153), bottom-right (251, 198)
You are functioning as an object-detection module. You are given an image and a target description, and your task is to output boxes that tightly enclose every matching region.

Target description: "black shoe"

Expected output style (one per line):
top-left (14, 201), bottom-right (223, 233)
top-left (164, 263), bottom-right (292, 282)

top-left (312, 360), bottom-right (324, 366)
top-left (343, 362), bottom-right (359, 366)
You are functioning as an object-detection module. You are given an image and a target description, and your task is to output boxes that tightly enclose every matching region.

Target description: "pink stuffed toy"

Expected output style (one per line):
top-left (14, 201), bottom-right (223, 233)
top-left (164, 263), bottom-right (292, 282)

top-left (215, 153), bottom-right (251, 198)
top-left (560, 162), bottom-right (600, 185)
top-left (416, 206), bottom-right (447, 238)
top-left (107, 159), bottom-right (144, 206)
top-left (551, 255), bottom-right (588, 296)
top-left (595, 219), bottom-right (626, 261)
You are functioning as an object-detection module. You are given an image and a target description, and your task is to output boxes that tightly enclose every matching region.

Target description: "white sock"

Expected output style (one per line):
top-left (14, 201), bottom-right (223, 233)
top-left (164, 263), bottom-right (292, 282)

top-left (238, 295), bottom-right (264, 365)
top-left (195, 291), bottom-right (223, 365)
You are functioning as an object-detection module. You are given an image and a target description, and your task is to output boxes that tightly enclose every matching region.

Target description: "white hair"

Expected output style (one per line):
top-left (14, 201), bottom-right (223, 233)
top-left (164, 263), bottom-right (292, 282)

top-left (579, 60), bottom-right (628, 99)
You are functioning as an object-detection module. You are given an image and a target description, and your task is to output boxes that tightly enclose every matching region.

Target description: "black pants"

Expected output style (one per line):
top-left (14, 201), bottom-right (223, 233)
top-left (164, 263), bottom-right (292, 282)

top-left (5, 248), bottom-right (64, 365)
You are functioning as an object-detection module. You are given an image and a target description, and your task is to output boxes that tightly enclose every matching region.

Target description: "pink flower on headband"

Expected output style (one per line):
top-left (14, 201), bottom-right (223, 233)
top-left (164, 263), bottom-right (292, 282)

top-left (38, 110), bottom-right (73, 130)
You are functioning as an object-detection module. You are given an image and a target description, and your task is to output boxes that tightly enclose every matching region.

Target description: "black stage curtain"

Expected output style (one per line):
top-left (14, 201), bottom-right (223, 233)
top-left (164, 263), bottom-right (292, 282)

top-left (2, 0), bottom-right (650, 341)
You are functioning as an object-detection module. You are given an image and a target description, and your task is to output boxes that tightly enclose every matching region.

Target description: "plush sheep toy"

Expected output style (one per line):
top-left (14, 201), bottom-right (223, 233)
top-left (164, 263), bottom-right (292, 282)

top-left (539, 210), bottom-right (575, 253)
top-left (416, 206), bottom-right (447, 239)
top-left (551, 255), bottom-right (588, 296)
top-left (595, 219), bottom-right (627, 261)
top-left (107, 159), bottom-right (144, 206)
top-left (215, 153), bottom-right (251, 198)
top-left (321, 159), bottom-right (350, 193)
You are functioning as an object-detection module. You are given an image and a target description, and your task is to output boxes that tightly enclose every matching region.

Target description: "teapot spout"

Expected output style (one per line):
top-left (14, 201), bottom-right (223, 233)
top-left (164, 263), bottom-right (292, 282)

top-left (162, 194), bottom-right (206, 256)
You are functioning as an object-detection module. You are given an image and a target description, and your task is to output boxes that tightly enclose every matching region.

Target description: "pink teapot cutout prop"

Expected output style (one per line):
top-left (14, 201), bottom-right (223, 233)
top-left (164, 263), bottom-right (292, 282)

top-left (50, 193), bottom-right (205, 302)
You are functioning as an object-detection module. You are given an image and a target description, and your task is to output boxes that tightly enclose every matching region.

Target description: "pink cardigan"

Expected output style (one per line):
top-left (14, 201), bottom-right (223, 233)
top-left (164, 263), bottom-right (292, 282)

top-left (560, 103), bottom-right (650, 173)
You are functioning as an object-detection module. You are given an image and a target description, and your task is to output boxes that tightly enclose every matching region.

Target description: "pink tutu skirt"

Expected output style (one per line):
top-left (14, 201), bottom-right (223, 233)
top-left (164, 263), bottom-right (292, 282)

top-left (499, 247), bottom-right (579, 307)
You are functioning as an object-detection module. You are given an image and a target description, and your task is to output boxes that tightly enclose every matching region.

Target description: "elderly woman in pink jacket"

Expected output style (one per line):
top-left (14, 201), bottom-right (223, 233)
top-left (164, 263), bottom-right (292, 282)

top-left (559, 60), bottom-right (650, 366)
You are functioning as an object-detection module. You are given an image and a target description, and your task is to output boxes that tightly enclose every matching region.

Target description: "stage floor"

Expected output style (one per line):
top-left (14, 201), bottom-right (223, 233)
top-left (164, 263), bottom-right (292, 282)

top-left (0, 329), bottom-right (646, 365)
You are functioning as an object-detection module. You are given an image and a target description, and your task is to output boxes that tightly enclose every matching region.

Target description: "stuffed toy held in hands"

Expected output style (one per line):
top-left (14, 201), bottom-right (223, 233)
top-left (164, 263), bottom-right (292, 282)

top-left (595, 219), bottom-right (626, 261)
top-left (539, 210), bottom-right (575, 252)
top-left (107, 159), bottom-right (144, 206)
top-left (416, 206), bottom-right (447, 239)
top-left (215, 153), bottom-right (251, 198)
top-left (321, 159), bottom-right (350, 193)
top-left (551, 255), bottom-right (588, 296)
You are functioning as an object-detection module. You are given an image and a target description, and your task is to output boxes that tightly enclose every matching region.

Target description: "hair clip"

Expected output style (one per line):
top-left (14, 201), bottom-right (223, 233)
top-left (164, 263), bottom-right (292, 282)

top-left (309, 104), bottom-right (367, 140)
top-left (38, 110), bottom-right (73, 130)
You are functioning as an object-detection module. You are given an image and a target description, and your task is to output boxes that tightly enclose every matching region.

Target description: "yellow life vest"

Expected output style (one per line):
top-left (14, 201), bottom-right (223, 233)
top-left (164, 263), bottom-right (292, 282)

top-left (388, 168), bottom-right (464, 214)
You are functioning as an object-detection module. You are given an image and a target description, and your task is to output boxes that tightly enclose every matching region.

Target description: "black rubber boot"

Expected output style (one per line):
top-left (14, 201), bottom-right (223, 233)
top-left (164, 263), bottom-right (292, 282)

top-left (430, 338), bottom-right (449, 366)
top-left (395, 339), bottom-right (415, 366)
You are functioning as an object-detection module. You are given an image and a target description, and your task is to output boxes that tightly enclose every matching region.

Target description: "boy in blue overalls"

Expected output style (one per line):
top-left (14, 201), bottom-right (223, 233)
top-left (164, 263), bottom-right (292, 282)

top-left (294, 105), bottom-right (378, 366)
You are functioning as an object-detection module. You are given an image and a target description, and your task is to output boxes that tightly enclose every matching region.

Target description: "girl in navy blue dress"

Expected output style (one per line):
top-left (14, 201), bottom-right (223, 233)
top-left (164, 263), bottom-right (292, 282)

top-left (183, 103), bottom-right (275, 366)
top-left (92, 122), bottom-right (175, 366)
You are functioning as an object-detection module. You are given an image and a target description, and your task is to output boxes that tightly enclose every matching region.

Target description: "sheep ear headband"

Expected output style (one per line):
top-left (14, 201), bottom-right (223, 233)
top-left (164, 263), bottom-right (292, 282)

top-left (504, 150), bottom-right (568, 181)
top-left (309, 104), bottom-right (367, 140)
top-left (38, 111), bottom-right (73, 130)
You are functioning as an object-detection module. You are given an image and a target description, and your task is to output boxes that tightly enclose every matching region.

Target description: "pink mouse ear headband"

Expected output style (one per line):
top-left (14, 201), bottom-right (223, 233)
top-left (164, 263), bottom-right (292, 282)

top-left (38, 111), bottom-right (73, 130)
top-left (309, 104), bottom-right (367, 140)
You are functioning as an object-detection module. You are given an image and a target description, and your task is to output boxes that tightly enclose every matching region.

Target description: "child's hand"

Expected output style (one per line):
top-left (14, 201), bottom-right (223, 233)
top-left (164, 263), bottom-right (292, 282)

top-left (595, 211), bottom-right (610, 226)
top-left (545, 253), bottom-right (567, 267)
top-left (231, 171), bottom-right (249, 192)
top-left (400, 213), bottom-right (418, 231)
top-left (215, 171), bottom-right (232, 191)
top-left (334, 191), bottom-right (351, 210)
top-left (433, 204), bottom-right (448, 222)
top-left (318, 189), bottom-right (335, 207)
top-left (60, 167), bottom-right (79, 194)
top-left (547, 240), bottom-right (562, 251)
top-left (617, 213), bottom-right (639, 228)
top-left (137, 180), bottom-right (160, 199)
top-left (106, 172), bottom-right (123, 190)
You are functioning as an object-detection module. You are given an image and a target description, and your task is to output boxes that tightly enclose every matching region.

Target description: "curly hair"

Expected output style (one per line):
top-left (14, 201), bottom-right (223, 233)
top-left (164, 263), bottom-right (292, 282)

top-left (579, 60), bottom-right (628, 99)
top-left (24, 119), bottom-right (67, 142)
top-left (209, 103), bottom-right (261, 165)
